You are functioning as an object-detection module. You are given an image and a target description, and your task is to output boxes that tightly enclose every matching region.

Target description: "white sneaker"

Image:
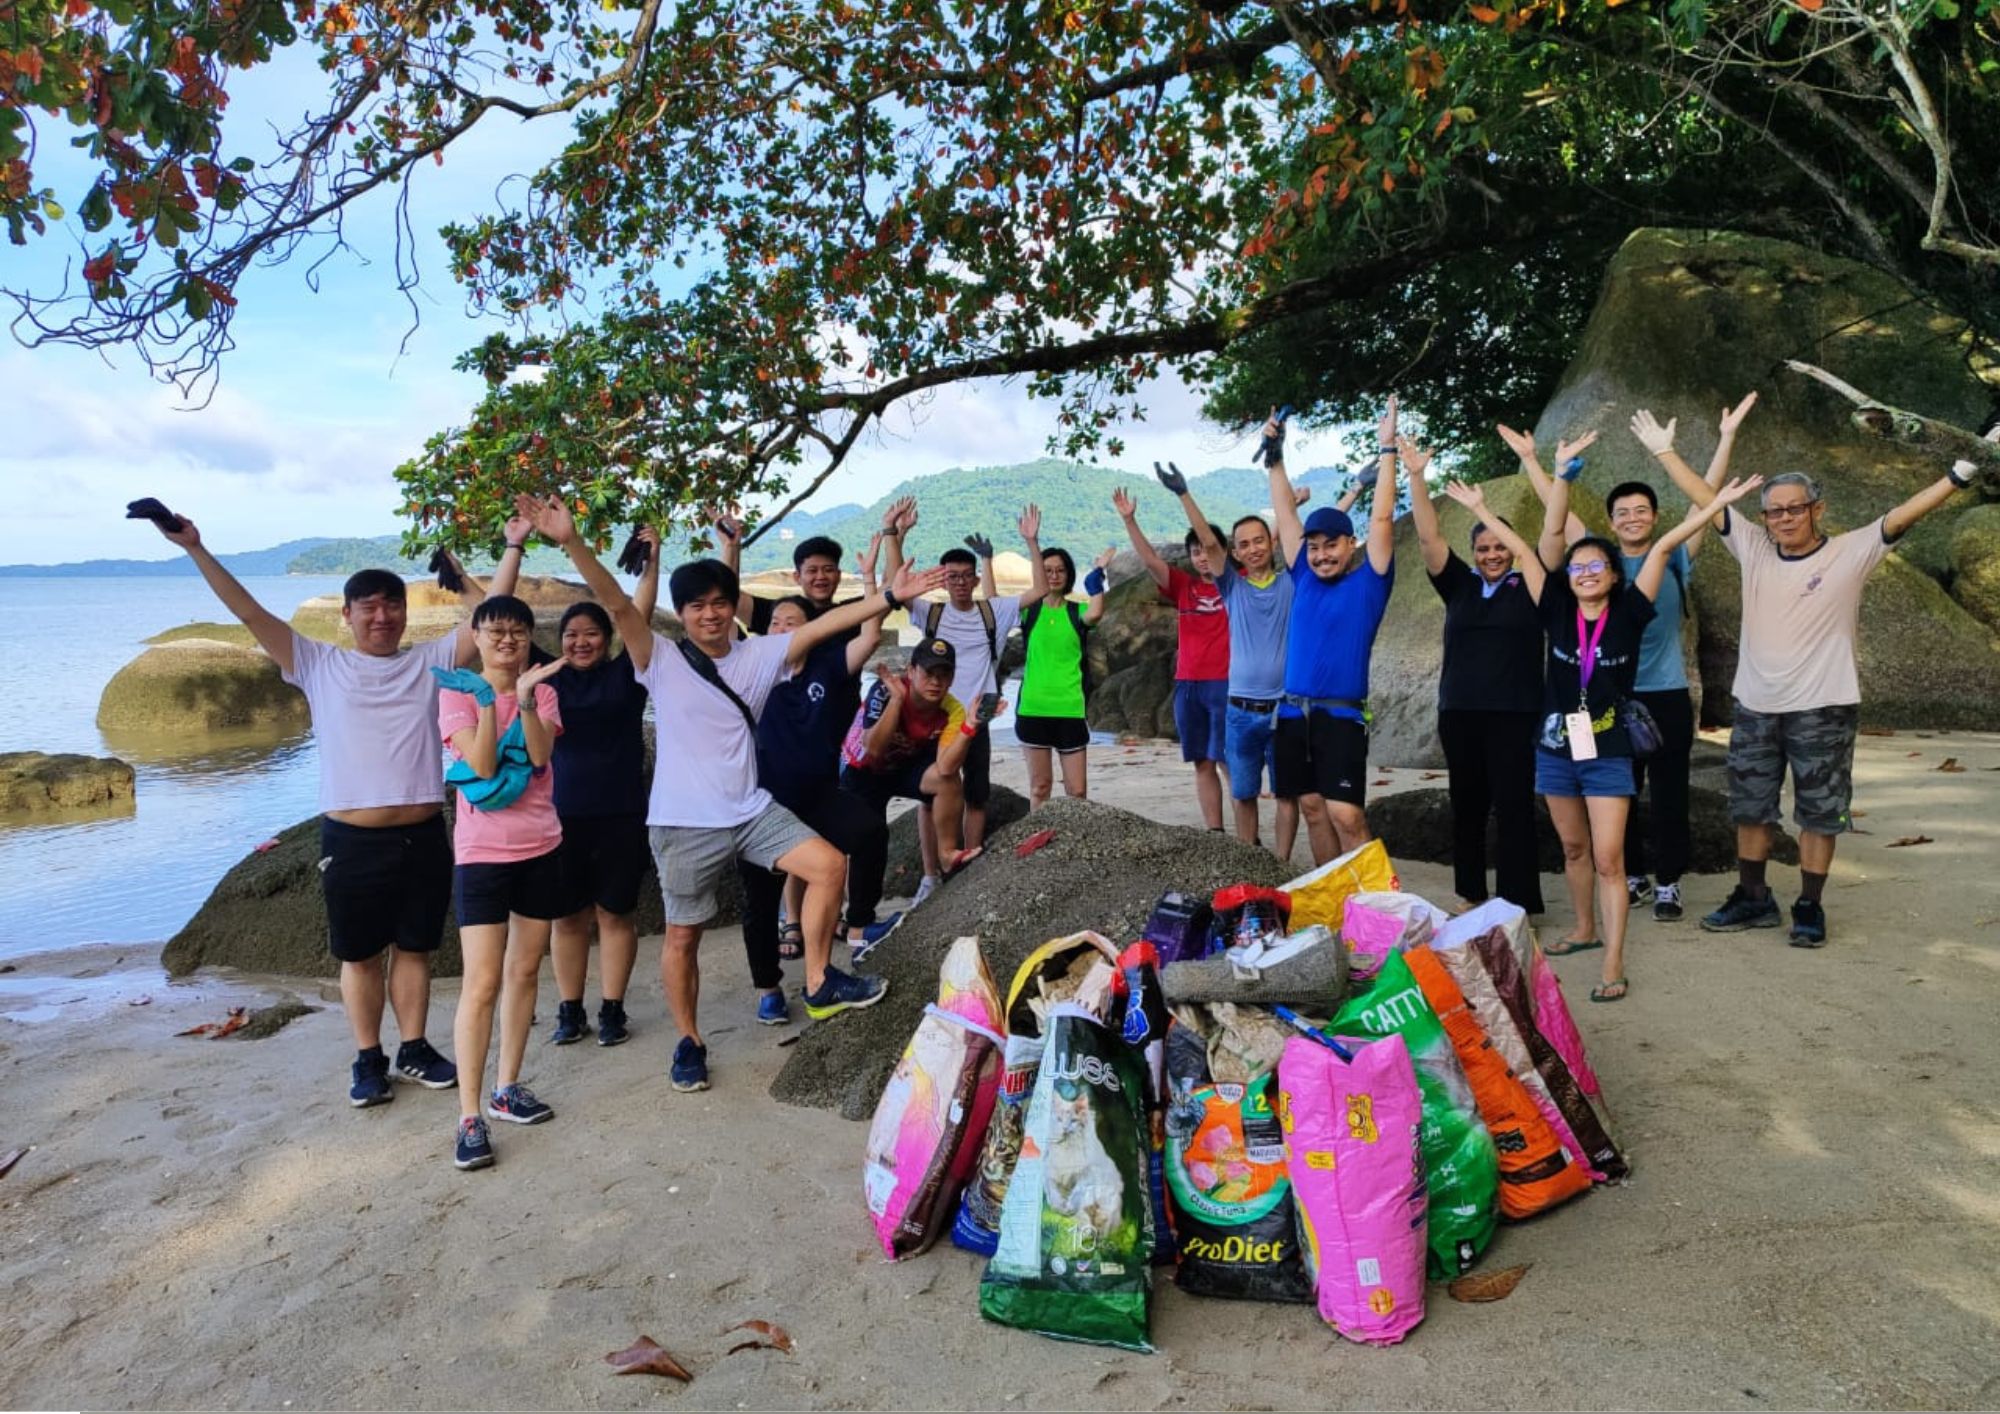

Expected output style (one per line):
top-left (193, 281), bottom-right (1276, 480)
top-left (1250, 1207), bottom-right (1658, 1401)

top-left (910, 874), bottom-right (939, 909)
top-left (1626, 875), bottom-right (1654, 907)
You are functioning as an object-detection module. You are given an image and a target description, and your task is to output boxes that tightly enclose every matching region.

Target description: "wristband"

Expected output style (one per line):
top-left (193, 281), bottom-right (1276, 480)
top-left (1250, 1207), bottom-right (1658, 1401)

top-left (1559, 456), bottom-right (1585, 482)
top-left (960, 723), bottom-right (980, 739)
top-left (505, 541), bottom-right (526, 551)
top-left (882, 587), bottom-right (902, 612)
top-left (1083, 567), bottom-right (1107, 595)
top-left (1376, 446), bottom-right (1398, 456)
top-left (1949, 461), bottom-right (1976, 490)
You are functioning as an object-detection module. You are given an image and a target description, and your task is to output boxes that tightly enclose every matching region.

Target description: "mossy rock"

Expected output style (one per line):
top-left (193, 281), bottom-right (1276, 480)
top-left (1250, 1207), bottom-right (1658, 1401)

top-left (0, 751), bottom-right (135, 815)
top-left (145, 621), bottom-right (258, 648)
top-left (1948, 505), bottom-right (2000, 631)
top-left (1084, 544), bottom-right (1192, 741)
top-left (97, 640), bottom-right (307, 734)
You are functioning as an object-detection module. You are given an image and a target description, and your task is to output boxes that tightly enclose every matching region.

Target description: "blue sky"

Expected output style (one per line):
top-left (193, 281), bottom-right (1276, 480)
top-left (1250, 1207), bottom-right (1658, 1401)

top-left (3, 48), bottom-right (1358, 566)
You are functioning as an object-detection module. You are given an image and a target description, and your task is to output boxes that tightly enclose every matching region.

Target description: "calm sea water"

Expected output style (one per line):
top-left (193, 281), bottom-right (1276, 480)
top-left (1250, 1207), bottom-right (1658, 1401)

top-left (0, 575), bottom-right (349, 957)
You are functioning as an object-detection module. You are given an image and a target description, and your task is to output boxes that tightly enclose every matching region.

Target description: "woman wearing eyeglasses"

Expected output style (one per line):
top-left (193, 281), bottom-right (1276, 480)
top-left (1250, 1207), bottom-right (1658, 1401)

top-left (1448, 461), bottom-right (1764, 1003)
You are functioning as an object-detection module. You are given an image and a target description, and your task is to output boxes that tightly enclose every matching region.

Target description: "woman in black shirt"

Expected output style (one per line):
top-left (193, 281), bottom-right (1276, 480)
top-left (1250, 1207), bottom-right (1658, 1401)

top-left (1404, 438), bottom-right (1547, 914)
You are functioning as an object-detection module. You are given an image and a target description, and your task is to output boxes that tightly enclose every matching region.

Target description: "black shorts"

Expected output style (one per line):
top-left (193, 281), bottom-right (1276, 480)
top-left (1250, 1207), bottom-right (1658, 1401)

top-left (1273, 710), bottom-right (1370, 807)
top-left (319, 814), bottom-right (452, 963)
top-left (454, 848), bottom-right (566, 929)
top-left (962, 724), bottom-right (993, 808)
top-left (555, 812), bottom-right (650, 916)
top-left (841, 757), bottom-right (937, 810)
top-left (1014, 714), bottom-right (1089, 754)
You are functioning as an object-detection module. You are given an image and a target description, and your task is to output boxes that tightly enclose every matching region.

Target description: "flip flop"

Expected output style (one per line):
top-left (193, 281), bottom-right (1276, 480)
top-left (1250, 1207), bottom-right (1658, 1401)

top-left (942, 847), bottom-right (984, 879)
top-left (1544, 937), bottom-right (1603, 958)
top-left (1589, 978), bottom-right (1629, 1003)
top-left (777, 922), bottom-right (804, 962)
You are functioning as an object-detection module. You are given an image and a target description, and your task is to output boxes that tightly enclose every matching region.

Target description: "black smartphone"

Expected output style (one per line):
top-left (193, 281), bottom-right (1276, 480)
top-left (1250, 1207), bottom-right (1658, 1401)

top-left (978, 691), bottom-right (1000, 723)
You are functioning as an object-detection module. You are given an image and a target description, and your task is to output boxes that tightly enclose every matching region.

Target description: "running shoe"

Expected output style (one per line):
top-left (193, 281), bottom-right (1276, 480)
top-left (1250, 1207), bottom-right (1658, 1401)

top-left (756, 991), bottom-right (792, 1027)
top-left (670, 1037), bottom-right (710, 1093)
top-left (349, 1051), bottom-right (394, 1108)
top-left (454, 1116), bottom-right (494, 1171)
top-left (1626, 875), bottom-right (1655, 907)
top-left (1788, 898), bottom-right (1828, 948)
top-left (803, 967), bottom-right (889, 1022)
top-left (550, 1000), bottom-right (588, 1046)
top-left (848, 912), bottom-right (903, 962)
top-left (1700, 885), bottom-right (1783, 932)
top-left (1652, 882), bottom-right (1684, 922)
top-left (393, 1038), bottom-right (457, 1088)
top-left (597, 999), bottom-right (630, 1047)
top-left (910, 875), bottom-right (939, 910)
top-left (486, 1083), bottom-right (554, 1125)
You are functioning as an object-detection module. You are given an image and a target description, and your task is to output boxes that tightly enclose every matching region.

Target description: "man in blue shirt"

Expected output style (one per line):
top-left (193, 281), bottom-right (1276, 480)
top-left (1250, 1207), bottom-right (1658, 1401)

top-left (1266, 399), bottom-right (1400, 865)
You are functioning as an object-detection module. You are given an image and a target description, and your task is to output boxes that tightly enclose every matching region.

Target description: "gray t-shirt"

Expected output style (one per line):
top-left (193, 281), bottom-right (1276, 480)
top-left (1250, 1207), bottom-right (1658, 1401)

top-left (1214, 563), bottom-right (1294, 701)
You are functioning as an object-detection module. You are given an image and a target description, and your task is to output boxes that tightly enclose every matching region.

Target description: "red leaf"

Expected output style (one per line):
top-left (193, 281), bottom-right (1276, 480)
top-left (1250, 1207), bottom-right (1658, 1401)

top-left (1467, 3), bottom-right (1500, 19)
top-left (723, 1320), bottom-right (795, 1354)
top-left (1014, 828), bottom-right (1057, 859)
top-left (606, 1336), bottom-right (692, 1381)
top-left (177, 1006), bottom-right (247, 1039)
top-left (1794, 0), bottom-right (1825, 10)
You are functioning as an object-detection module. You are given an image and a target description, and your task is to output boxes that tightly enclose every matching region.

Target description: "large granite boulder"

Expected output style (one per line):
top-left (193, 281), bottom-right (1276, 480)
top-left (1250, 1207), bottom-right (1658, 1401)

top-left (1086, 545), bottom-right (1188, 741)
top-left (145, 621), bottom-right (258, 648)
top-left (97, 640), bottom-right (308, 734)
top-left (1949, 505), bottom-right (2000, 631)
top-left (0, 752), bottom-right (135, 815)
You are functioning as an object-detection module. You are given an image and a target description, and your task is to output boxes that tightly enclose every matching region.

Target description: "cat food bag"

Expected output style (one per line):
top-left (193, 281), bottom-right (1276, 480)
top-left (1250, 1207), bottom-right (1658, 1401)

top-left (953, 932), bottom-right (1120, 1255)
top-left (979, 970), bottom-right (1157, 1351)
top-left (1340, 891), bottom-right (1447, 984)
top-left (1162, 1024), bottom-right (1313, 1302)
top-left (1277, 1032), bottom-right (1429, 1346)
top-left (1332, 951), bottom-right (1499, 1276)
top-left (1283, 839), bottom-right (1399, 934)
top-left (1117, 942), bottom-right (1175, 1266)
top-left (864, 936), bottom-right (1006, 1260)
top-left (1143, 891), bottom-right (1214, 967)
top-left (1402, 945), bottom-right (1592, 1220)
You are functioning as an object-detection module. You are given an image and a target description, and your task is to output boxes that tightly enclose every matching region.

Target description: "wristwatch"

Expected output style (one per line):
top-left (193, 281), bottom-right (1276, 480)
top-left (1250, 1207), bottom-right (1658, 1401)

top-left (882, 586), bottom-right (902, 612)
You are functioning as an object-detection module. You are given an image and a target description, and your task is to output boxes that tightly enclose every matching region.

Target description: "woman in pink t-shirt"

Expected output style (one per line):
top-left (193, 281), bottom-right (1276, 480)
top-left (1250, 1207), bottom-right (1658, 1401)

top-left (435, 593), bottom-right (565, 1171)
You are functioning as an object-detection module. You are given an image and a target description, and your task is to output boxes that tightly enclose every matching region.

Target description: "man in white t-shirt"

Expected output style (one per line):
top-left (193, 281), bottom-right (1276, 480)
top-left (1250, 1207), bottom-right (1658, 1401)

top-left (153, 511), bottom-right (525, 1106)
top-left (523, 494), bottom-right (944, 1094)
top-left (1643, 420), bottom-right (1989, 947)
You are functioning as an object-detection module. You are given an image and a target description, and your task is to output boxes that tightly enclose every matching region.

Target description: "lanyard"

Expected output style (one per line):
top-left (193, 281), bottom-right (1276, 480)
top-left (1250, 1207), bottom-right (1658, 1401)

top-left (1575, 608), bottom-right (1610, 702)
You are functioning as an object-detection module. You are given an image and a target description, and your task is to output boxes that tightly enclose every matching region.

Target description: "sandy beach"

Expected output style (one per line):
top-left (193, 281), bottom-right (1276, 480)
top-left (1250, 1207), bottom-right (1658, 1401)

top-left (4, 731), bottom-right (1999, 1411)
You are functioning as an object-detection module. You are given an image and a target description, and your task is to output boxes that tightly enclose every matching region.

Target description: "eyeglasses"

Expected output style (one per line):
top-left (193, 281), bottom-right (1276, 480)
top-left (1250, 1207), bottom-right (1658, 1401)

top-left (1566, 560), bottom-right (1609, 577)
top-left (479, 627), bottom-right (530, 641)
top-left (943, 571), bottom-right (977, 583)
top-left (1762, 501), bottom-right (1818, 521)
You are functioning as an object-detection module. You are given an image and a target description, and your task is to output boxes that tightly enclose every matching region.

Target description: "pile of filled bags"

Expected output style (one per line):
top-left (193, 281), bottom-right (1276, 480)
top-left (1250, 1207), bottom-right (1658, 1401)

top-left (859, 841), bottom-right (1624, 1352)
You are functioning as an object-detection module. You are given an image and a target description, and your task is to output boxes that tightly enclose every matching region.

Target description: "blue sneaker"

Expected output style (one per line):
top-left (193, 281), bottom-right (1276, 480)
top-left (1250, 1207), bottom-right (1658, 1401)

top-left (756, 991), bottom-right (791, 1027)
top-left (394, 1038), bottom-right (457, 1088)
top-left (597, 999), bottom-right (630, 1047)
top-left (803, 966), bottom-right (889, 1022)
top-left (486, 1083), bottom-right (554, 1125)
top-left (848, 912), bottom-right (903, 962)
top-left (671, 1037), bottom-right (710, 1093)
top-left (454, 1116), bottom-right (494, 1171)
top-left (1788, 898), bottom-right (1829, 948)
top-left (349, 1051), bottom-right (393, 1108)
top-left (550, 1000), bottom-right (587, 1046)
top-left (1700, 885), bottom-right (1783, 932)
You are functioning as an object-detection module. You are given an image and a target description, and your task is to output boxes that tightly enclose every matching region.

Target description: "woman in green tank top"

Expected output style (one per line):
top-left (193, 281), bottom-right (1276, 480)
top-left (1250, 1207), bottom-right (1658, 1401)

top-left (1014, 503), bottom-right (1109, 807)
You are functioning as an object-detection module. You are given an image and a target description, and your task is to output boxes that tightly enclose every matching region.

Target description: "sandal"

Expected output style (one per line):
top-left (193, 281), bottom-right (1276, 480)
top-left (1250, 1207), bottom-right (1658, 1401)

top-left (1589, 978), bottom-right (1629, 1003)
top-left (1544, 937), bottom-right (1603, 958)
top-left (777, 922), bottom-right (804, 962)
top-left (942, 847), bottom-right (984, 880)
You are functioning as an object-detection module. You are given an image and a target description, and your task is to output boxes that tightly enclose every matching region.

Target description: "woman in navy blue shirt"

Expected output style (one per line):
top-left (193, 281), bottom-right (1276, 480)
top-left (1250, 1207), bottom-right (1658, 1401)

top-left (547, 527), bottom-right (659, 1047)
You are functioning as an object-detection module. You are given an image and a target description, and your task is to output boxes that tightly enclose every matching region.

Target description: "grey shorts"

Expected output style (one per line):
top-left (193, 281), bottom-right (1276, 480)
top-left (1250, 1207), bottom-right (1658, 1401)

top-left (648, 804), bottom-right (820, 927)
top-left (1727, 702), bottom-right (1861, 836)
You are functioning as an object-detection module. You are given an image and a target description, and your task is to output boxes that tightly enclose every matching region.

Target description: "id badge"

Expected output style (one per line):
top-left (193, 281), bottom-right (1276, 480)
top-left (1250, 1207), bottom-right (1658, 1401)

top-left (1565, 711), bottom-right (1598, 761)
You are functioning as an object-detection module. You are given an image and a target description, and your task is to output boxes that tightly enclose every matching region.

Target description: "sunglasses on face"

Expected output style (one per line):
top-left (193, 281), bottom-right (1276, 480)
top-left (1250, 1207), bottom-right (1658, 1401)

top-left (1763, 501), bottom-right (1818, 521)
top-left (1567, 560), bottom-right (1610, 577)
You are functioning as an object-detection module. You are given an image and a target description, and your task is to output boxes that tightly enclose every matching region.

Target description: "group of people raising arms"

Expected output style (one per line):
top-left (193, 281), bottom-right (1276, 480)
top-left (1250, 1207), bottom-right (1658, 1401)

top-left (1409, 398), bottom-right (1989, 1001)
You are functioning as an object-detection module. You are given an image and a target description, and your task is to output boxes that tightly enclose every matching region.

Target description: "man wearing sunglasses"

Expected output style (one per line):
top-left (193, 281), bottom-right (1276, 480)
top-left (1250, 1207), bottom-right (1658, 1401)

top-left (1634, 409), bottom-right (1990, 947)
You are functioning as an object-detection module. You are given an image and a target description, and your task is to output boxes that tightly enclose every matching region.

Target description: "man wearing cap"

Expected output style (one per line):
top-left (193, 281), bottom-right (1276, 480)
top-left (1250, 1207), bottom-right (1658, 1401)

top-left (836, 637), bottom-right (984, 947)
top-left (1635, 411), bottom-right (1992, 947)
top-left (1265, 399), bottom-right (1401, 865)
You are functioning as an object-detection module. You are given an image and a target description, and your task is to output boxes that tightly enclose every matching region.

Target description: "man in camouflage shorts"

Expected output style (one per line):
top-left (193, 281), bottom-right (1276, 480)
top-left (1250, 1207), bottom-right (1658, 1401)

top-left (1642, 426), bottom-right (1990, 947)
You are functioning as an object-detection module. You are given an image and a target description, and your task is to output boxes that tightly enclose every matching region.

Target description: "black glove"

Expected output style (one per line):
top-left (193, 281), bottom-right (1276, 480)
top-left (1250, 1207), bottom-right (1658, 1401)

top-left (1153, 461), bottom-right (1188, 496)
top-left (427, 548), bottom-right (465, 593)
top-left (964, 533), bottom-right (995, 560)
top-left (124, 497), bottom-right (185, 533)
top-left (1257, 405), bottom-right (1293, 469)
top-left (616, 531), bottom-right (651, 577)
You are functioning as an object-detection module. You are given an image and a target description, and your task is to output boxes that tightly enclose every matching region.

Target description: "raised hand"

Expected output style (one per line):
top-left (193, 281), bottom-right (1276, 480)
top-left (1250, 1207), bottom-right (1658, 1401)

top-left (880, 496), bottom-right (910, 533)
top-left (1554, 429), bottom-right (1599, 470)
top-left (155, 512), bottom-right (201, 549)
top-left (1698, 474), bottom-right (1764, 517)
top-left (1719, 391), bottom-right (1758, 437)
top-left (1093, 545), bottom-right (1116, 570)
top-left (515, 492), bottom-right (576, 547)
top-left (519, 655), bottom-right (566, 693)
top-left (1441, 480), bottom-right (1488, 514)
top-left (896, 498), bottom-right (920, 535)
top-left (858, 532), bottom-right (882, 582)
top-left (1376, 394), bottom-right (1399, 447)
top-left (964, 532), bottom-right (995, 560)
top-left (502, 512), bottom-right (534, 549)
top-left (888, 559), bottom-right (946, 603)
top-left (875, 663), bottom-right (909, 701)
top-left (1629, 409), bottom-right (1677, 457)
top-left (1112, 486), bottom-right (1138, 520)
top-left (1396, 434), bottom-right (1434, 480)
top-left (710, 507), bottom-right (744, 541)
top-left (1018, 503), bottom-right (1041, 543)
top-left (637, 525), bottom-right (661, 557)
top-left (1293, 482), bottom-right (1312, 506)
top-left (1495, 423), bottom-right (1538, 465)
top-left (1258, 407), bottom-right (1289, 468)
top-left (1154, 460), bottom-right (1188, 495)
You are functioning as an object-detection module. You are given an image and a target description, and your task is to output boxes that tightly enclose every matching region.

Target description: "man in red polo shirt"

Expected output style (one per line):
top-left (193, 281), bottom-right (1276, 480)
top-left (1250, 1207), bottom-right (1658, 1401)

top-left (1113, 482), bottom-right (1231, 830)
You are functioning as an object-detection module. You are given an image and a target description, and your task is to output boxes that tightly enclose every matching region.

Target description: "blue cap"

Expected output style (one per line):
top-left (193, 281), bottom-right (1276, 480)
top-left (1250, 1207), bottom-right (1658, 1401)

top-left (1303, 507), bottom-right (1356, 540)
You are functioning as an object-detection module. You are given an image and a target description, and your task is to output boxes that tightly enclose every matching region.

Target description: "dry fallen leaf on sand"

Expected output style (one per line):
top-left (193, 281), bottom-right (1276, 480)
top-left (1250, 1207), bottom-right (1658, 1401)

top-left (1936, 758), bottom-right (1966, 773)
top-left (724, 1320), bottom-right (795, 1355)
top-left (1858, 725), bottom-right (1896, 736)
top-left (605, 1336), bottom-right (692, 1381)
top-left (177, 1007), bottom-right (248, 1039)
top-left (1448, 1263), bottom-right (1532, 1303)
top-left (1887, 835), bottom-right (1935, 848)
top-left (0, 1148), bottom-right (27, 1180)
